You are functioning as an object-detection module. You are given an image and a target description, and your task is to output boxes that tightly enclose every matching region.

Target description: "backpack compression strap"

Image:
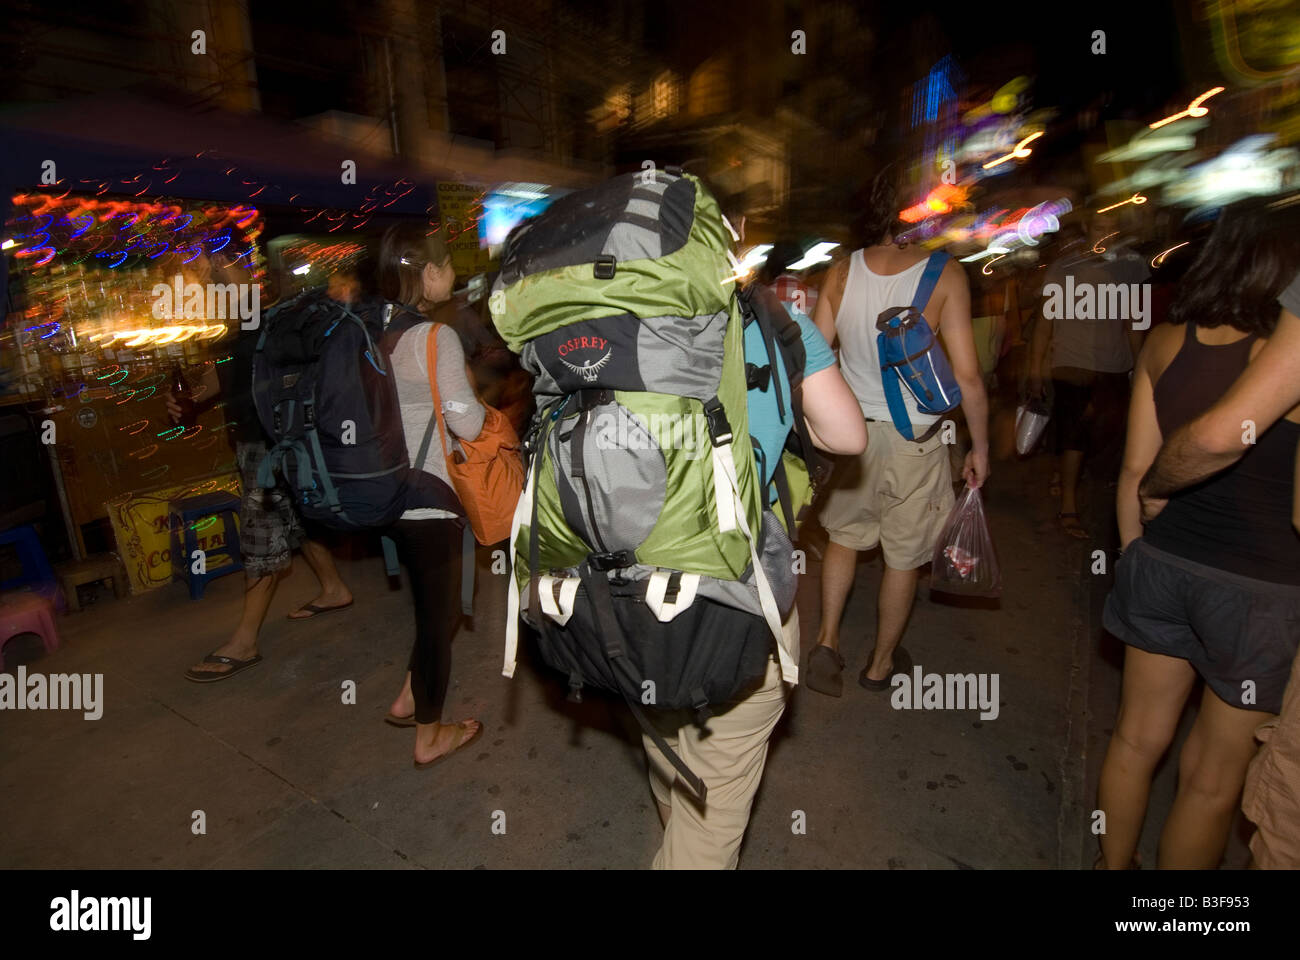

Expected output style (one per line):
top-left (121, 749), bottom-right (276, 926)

top-left (703, 400), bottom-right (798, 684)
top-left (503, 399), bottom-right (562, 680)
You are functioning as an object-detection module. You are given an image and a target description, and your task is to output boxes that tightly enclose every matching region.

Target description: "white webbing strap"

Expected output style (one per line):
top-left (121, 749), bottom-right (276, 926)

top-left (502, 456), bottom-right (538, 679)
top-left (644, 570), bottom-right (700, 622)
top-left (538, 574), bottom-right (580, 625)
top-left (714, 441), bottom-right (799, 684)
top-left (712, 444), bottom-right (738, 533)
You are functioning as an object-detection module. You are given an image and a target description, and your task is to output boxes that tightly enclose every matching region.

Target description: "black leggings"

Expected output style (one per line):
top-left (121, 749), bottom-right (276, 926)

top-left (388, 518), bottom-right (463, 724)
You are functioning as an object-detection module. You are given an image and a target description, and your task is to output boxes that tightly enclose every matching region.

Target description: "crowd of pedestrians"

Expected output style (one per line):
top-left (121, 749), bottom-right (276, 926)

top-left (175, 166), bottom-right (1299, 871)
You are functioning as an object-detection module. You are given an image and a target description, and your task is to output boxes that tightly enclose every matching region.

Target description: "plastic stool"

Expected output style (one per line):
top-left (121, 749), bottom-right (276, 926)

top-left (0, 524), bottom-right (64, 613)
top-left (168, 492), bottom-right (243, 600)
top-left (58, 554), bottom-right (130, 611)
top-left (0, 592), bottom-right (60, 672)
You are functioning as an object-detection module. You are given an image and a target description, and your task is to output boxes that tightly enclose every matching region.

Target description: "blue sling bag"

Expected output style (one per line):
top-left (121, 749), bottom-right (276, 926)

top-left (875, 251), bottom-right (962, 440)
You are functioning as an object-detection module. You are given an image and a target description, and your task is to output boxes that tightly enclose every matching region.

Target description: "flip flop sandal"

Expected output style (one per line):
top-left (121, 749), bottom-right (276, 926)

top-left (805, 645), bottom-right (846, 697)
top-left (385, 712), bottom-right (417, 728)
top-left (413, 721), bottom-right (483, 769)
top-left (859, 645), bottom-right (913, 692)
top-left (287, 600), bottom-right (354, 621)
top-left (184, 653), bottom-right (264, 683)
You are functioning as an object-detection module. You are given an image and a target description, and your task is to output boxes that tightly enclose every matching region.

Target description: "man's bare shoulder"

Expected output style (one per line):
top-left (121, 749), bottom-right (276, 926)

top-left (824, 257), bottom-right (851, 283)
top-left (939, 256), bottom-right (970, 287)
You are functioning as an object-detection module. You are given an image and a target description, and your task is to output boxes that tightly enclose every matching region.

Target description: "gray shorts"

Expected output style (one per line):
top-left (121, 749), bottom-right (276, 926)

top-left (1103, 538), bottom-right (1300, 714)
top-left (236, 441), bottom-right (306, 579)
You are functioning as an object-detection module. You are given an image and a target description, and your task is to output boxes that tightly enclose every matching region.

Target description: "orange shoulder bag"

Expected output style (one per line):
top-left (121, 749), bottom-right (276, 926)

top-left (426, 324), bottom-right (525, 545)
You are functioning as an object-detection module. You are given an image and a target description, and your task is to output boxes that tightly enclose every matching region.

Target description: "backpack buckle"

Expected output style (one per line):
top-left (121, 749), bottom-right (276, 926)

top-left (876, 306), bottom-right (919, 332)
top-left (593, 255), bottom-right (616, 280)
top-left (588, 550), bottom-right (634, 571)
top-left (702, 398), bottom-right (733, 447)
top-left (302, 401), bottom-right (315, 428)
top-left (745, 362), bottom-right (771, 391)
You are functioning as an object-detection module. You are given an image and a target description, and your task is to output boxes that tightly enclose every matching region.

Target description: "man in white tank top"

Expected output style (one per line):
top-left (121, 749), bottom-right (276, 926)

top-left (804, 188), bottom-right (990, 698)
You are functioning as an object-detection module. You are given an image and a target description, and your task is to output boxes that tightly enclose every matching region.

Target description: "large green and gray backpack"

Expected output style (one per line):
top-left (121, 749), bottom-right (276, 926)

top-left (489, 169), bottom-right (800, 800)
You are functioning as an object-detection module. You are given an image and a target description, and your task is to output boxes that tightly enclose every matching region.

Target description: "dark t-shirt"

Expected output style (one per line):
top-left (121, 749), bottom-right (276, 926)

top-left (218, 328), bottom-right (265, 445)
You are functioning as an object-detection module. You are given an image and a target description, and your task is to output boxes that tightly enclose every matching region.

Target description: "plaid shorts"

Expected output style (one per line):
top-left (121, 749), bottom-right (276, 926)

top-left (236, 441), bottom-right (306, 578)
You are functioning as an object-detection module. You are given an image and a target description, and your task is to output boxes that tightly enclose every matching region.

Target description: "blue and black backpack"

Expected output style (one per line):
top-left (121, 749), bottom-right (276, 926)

top-left (250, 288), bottom-right (461, 531)
top-left (875, 251), bottom-right (962, 440)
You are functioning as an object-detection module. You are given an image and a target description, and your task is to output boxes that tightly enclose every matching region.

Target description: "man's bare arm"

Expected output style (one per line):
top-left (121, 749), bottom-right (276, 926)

top-left (812, 259), bottom-right (847, 348)
top-left (1140, 308), bottom-right (1300, 499)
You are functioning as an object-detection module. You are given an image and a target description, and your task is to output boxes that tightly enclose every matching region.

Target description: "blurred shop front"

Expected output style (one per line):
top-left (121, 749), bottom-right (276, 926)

top-left (0, 97), bottom-right (460, 595)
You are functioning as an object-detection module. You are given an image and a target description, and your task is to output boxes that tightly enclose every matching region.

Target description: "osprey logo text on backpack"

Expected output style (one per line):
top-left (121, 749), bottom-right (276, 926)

top-left (557, 336), bottom-right (613, 382)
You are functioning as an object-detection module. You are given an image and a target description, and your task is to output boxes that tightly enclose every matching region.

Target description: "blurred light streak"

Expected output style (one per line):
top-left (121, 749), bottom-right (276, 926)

top-left (982, 131), bottom-right (1043, 170)
top-left (1149, 87), bottom-right (1225, 130)
top-left (787, 242), bottom-right (840, 271)
top-left (1096, 194), bottom-right (1148, 213)
top-left (1152, 242), bottom-right (1189, 268)
top-left (1092, 232), bottom-right (1119, 254)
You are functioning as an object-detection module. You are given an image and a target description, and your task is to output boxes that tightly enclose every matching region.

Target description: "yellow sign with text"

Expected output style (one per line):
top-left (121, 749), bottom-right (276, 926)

top-left (107, 474), bottom-right (241, 594)
top-left (436, 182), bottom-right (495, 277)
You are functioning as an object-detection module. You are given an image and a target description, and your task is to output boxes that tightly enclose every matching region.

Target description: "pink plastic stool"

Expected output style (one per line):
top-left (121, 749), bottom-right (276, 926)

top-left (0, 592), bottom-right (60, 672)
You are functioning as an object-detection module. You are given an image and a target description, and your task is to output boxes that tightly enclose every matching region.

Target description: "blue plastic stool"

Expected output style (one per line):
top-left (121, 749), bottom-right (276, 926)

top-left (0, 524), bottom-right (64, 613)
top-left (168, 492), bottom-right (243, 600)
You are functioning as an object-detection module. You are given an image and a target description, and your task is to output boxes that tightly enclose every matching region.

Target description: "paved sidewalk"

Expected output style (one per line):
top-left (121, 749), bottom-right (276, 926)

top-left (0, 456), bottom-right (1175, 869)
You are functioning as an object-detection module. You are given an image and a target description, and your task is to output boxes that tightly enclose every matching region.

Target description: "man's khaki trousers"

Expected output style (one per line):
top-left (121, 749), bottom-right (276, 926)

top-left (642, 610), bottom-right (795, 869)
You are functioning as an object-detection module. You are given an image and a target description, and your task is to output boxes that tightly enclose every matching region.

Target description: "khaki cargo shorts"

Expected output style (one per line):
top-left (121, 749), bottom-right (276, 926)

top-left (818, 420), bottom-right (954, 570)
top-left (1242, 647), bottom-right (1300, 869)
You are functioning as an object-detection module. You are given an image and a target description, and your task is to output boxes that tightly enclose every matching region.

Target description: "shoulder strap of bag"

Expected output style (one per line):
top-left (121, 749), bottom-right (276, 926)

top-left (423, 323), bottom-right (474, 616)
top-left (910, 251), bottom-right (950, 313)
top-left (424, 323), bottom-right (454, 464)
